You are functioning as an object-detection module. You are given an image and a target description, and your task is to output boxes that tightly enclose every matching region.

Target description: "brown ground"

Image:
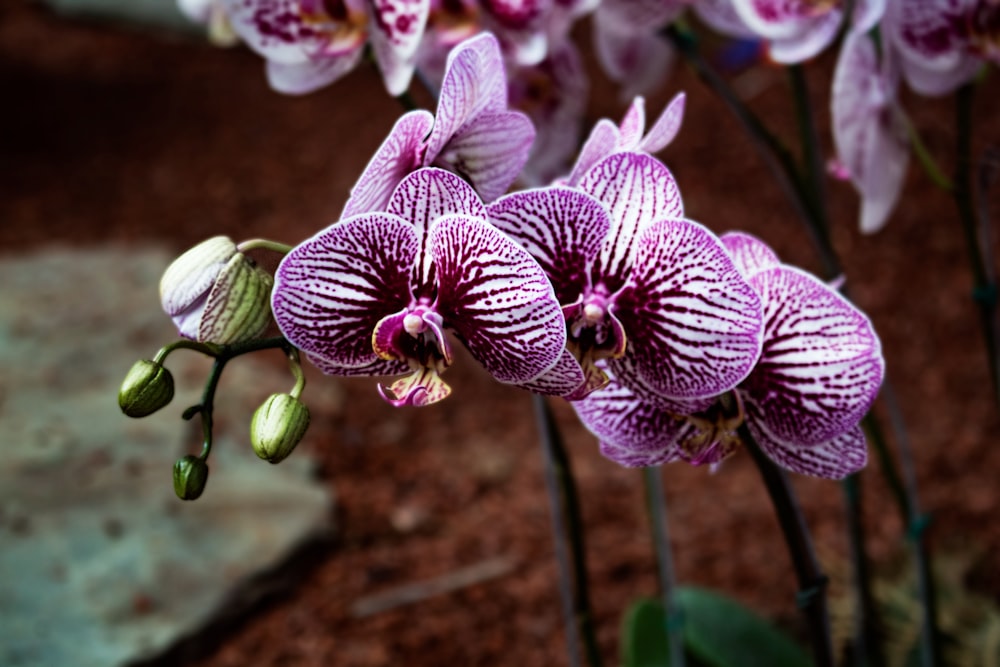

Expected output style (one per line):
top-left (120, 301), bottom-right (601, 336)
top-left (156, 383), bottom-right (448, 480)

top-left (3, 3), bottom-right (1000, 665)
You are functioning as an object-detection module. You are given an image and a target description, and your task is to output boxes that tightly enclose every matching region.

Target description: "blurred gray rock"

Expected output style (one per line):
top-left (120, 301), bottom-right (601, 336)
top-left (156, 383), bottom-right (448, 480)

top-left (0, 247), bottom-right (334, 667)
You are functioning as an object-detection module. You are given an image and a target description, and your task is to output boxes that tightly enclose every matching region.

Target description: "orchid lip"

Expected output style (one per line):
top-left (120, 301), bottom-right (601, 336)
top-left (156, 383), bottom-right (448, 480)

top-left (373, 305), bottom-right (454, 375)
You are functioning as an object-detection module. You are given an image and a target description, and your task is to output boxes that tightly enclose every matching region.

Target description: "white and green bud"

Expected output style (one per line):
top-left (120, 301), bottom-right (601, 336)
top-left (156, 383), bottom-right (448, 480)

top-left (173, 455), bottom-right (209, 500)
top-left (160, 236), bottom-right (274, 345)
top-left (119, 359), bottom-right (175, 418)
top-left (250, 393), bottom-right (310, 464)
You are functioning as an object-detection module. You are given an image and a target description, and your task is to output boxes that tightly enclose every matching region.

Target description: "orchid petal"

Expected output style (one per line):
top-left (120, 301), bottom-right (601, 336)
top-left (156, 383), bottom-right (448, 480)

top-left (518, 348), bottom-right (588, 396)
top-left (720, 231), bottom-right (781, 279)
top-left (378, 367), bottom-right (452, 406)
top-left (614, 218), bottom-right (764, 399)
top-left (566, 119), bottom-right (619, 187)
top-left (748, 419), bottom-right (867, 479)
top-left (618, 97), bottom-right (646, 149)
top-left (388, 167), bottom-right (487, 291)
top-left (743, 266), bottom-right (883, 445)
top-left (368, 0), bottom-right (430, 95)
top-left (607, 347), bottom-right (718, 414)
top-left (692, 0), bottom-right (756, 39)
top-left (272, 212), bottom-right (416, 369)
top-left (431, 110), bottom-right (536, 203)
top-left (593, 19), bottom-right (675, 99)
top-left (638, 92), bottom-right (685, 154)
top-left (581, 152), bottom-right (684, 291)
top-left (487, 186), bottom-right (610, 305)
top-left (767, 13), bottom-right (841, 63)
top-left (220, 0), bottom-right (313, 64)
top-left (306, 351), bottom-right (409, 377)
top-left (342, 110), bottom-right (434, 218)
top-left (430, 214), bottom-right (566, 384)
top-left (266, 48), bottom-right (363, 94)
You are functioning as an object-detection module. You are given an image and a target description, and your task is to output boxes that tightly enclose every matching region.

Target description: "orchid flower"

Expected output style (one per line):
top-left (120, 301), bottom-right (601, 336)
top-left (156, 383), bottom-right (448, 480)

top-left (731, 0), bottom-right (884, 63)
top-left (573, 232), bottom-right (884, 479)
top-left (343, 33), bottom-right (536, 217)
top-left (884, 0), bottom-right (998, 96)
top-left (178, 0), bottom-right (240, 45)
top-left (564, 92), bottom-right (686, 186)
top-left (832, 31), bottom-right (910, 234)
top-left (271, 167), bottom-right (566, 407)
top-left (220, 0), bottom-right (430, 95)
top-left (488, 151), bottom-right (764, 401)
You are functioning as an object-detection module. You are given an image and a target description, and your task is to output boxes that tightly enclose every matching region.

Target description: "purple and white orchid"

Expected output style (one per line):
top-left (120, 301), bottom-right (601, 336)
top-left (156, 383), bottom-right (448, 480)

top-left (343, 32), bottom-right (536, 217)
top-left (832, 31), bottom-right (909, 234)
top-left (221, 0), bottom-right (430, 95)
top-left (573, 232), bottom-right (884, 479)
top-left (272, 167), bottom-right (567, 406)
top-left (488, 151), bottom-right (764, 402)
top-left (884, 0), bottom-right (998, 96)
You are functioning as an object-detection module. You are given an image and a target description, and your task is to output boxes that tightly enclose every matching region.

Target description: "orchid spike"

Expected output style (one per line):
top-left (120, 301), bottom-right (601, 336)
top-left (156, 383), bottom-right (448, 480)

top-left (489, 151), bottom-right (764, 401)
top-left (573, 232), bottom-right (883, 479)
top-left (272, 168), bottom-right (566, 407)
top-left (832, 32), bottom-right (910, 234)
top-left (344, 33), bottom-right (536, 217)
top-left (220, 0), bottom-right (430, 95)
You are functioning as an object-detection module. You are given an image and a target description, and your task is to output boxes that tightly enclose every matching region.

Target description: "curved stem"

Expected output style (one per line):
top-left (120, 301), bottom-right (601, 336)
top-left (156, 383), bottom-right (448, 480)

top-left (236, 238), bottom-right (294, 255)
top-left (533, 395), bottom-right (603, 667)
top-left (287, 347), bottom-right (306, 399)
top-left (740, 425), bottom-right (834, 667)
top-left (642, 467), bottom-right (685, 667)
top-left (906, 119), bottom-right (954, 192)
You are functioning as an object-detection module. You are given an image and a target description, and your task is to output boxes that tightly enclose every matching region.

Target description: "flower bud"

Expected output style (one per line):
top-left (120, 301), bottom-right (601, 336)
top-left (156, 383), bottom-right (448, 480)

top-left (173, 455), bottom-right (209, 500)
top-left (119, 359), bottom-right (175, 418)
top-left (250, 393), bottom-right (310, 464)
top-left (160, 236), bottom-right (274, 345)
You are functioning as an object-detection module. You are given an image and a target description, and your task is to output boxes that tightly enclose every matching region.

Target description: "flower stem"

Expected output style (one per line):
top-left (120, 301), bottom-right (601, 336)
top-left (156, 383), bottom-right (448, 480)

top-left (841, 473), bottom-right (883, 666)
top-left (236, 238), bottom-right (294, 256)
top-left (532, 395), bottom-right (603, 667)
top-left (641, 467), bottom-right (685, 667)
top-left (954, 83), bottom-right (1000, 408)
top-left (740, 425), bottom-right (834, 667)
top-left (906, 119), bottom-right (953, 191)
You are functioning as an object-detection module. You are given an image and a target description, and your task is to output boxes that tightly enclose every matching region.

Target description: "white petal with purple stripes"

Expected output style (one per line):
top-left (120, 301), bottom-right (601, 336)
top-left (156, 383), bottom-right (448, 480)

top-left (748, 420), bottom-right (868, 479)
top-left (720, 231), bottom-right (781, 279)
top-left (566, 119), bottom-right (619, 186)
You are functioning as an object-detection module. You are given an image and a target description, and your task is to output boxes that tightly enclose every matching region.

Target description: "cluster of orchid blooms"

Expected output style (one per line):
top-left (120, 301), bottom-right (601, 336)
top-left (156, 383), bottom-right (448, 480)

top-left (134, 32), bottom-right (889, 484)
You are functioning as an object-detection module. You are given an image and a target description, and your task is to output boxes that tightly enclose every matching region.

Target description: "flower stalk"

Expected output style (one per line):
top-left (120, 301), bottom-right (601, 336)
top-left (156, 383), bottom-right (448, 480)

top-left (641, 467), bottom-right (685, 667)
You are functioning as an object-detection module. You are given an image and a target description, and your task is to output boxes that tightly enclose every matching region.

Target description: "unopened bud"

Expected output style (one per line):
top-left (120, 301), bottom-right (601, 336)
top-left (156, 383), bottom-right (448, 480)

top-left (160, 236), bottom-right (273, 345)
top-left (173, 455), bottom-right (209, 500)
top-left (250, 393), bottom-right (310, 464)
top-left (119, 360), bottom-right (175, 418)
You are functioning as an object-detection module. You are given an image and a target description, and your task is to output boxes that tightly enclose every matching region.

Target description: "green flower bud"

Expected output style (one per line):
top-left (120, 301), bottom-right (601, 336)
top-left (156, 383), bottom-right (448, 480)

top-left (119, 359), bottom-right (175, 418)
top-left (160, 236), bottom-right (274, 345)
top-left (173, 455), bottom-right (209, 501)
top-left (250, 393), bottom-right (310, 464)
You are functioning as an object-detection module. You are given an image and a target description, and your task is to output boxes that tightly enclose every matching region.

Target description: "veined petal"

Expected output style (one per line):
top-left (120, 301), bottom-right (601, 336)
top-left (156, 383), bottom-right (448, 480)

top-left (343, 110), bottom-right (434, 219)
top-left (306, 350), bottom-right (409, 376)
top-left (432, 110), bottom-right (536, 203)
top-left (618, 97), bottom-right (646, 149)
top-left (426, 33), bottom-right (509, 163)
top-left (431, 214), bottom-right (566, 384)
top-left (748, 419), bottom-right (867, 479)
top-left (581, 151), bottom-right (684, 291)
top-left (743, 266), bottom-right (884, 445)
top-left (608, 347), bottom-right (718, 414)
top-left (388, 167), bottom-right (487, 291)
top-left (378, 367), bottom-right (452, 406)
top-left (638, 92), bottom-right (685, 154)
top-left (720, 231), bottom-right (781, 279)
top-left (266, 48), bottom-right (363, 94)
top-left (272, 212), bottom-right (417, 369)
top-left (487, 186), bottom-right (610, 305)
top-left (593, 18), bottom-right (675, 99)
top-left (614, 218), bottom-right (764, 399)
top-left (519, 348), bottom-right (588, 396)
top-left (566, 118), bottom-right (619, 186)
top-left (368, 0), bottom-right (430, 95)
top-left (220, 0), bottom-right (314, 63)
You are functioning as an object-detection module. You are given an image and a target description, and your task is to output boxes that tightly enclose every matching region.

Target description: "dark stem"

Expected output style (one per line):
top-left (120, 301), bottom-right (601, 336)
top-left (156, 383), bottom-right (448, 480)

top-left (740, 425), bottom-right (834, 667)
top-left (641, 467), bottom-right (685, 667)
top-left (787, 64), bottom-right (831, 242)
top-left (841, 474), bottom-right (883, 666)
top-left (532, 396), bottom-right (603, 667)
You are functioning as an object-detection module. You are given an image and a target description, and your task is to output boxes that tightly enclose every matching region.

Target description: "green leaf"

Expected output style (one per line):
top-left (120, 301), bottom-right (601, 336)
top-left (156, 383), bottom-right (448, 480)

top-left (622, 598), bottom-right (675, 667)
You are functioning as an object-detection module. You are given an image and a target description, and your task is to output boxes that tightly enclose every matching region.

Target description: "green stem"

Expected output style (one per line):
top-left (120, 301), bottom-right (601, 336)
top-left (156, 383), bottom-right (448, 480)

top-left (154, 339), bottom-right (222, 363)
top-left (642, 467), bottom-right (685, 667)
top-left (533, 396), bottom-right (603, 667)
top-left (236, 238), bottom-right (294, 255)
top-left (954, 83), bottom-right (1000, 407)
top-left (288, 347), bottom-right (306, 399)
top-left (906, 120), bottom-right (954, 191)
top-left (740, 425), bottom-right (834, 667)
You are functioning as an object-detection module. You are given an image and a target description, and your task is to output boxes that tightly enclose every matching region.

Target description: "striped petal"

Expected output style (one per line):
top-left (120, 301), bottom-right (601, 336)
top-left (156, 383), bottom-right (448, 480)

top-left (272, 212), bottom-right (416, 370)
top-left (518, 348), bottom-right (588, 396)
top-left (266, 48), bottom-right (363, 95)
top-left (306, 351), bottom-right (409, 377)
top-left (342, 110), bottom-right (434, 218)
top-left (581, 152), bottom-right (684, 292)
top-left (566, 118), bottom-right (619, 186)
top-left (388, 168), bottom-right (487, 293)
top-left (613, 218), bottom-right (764, 399)
top-left (220, 0), bottom-right (312, 64)
top-left (742, 266), bottom-right (883, 445)
top-left (487, 186), bottom-right (610, 305)
top-left (431, 214), bottom-right (566, 384)
top-left (368, 0), bottom-right (430, 95)
top-left (720, 231), bottom-right (781, 279)
top-left (617, 97), bottom-right (646, 148)
top-left (638, 92), bottom-right (685, 154)
top-left (748, 419), bottom-right (868, 479)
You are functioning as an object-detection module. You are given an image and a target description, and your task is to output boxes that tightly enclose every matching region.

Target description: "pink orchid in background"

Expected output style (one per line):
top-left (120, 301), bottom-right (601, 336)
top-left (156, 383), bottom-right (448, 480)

top-left (731, 0), bottom-right (884, 63)
top-left (488, 151), bottom-right (764, 401)
top-left (343, 32), bottom-right (536, 216)
top-left (574, 232), bottom-right (883, 479)
top-left (832, 31), bottom-right (909, 234)
top-left (565, 93), bottom-right (686, 186)
top-left (591, 0), bottom-right (685, 98)
top-left (885, 0), bottom-right (998, 96)
top-left (272, 168), bottom-right (566, 406)
top-left (220, 0), bottom-right (429, 95)
top-left (178, 0), bottom-right (240, 45)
